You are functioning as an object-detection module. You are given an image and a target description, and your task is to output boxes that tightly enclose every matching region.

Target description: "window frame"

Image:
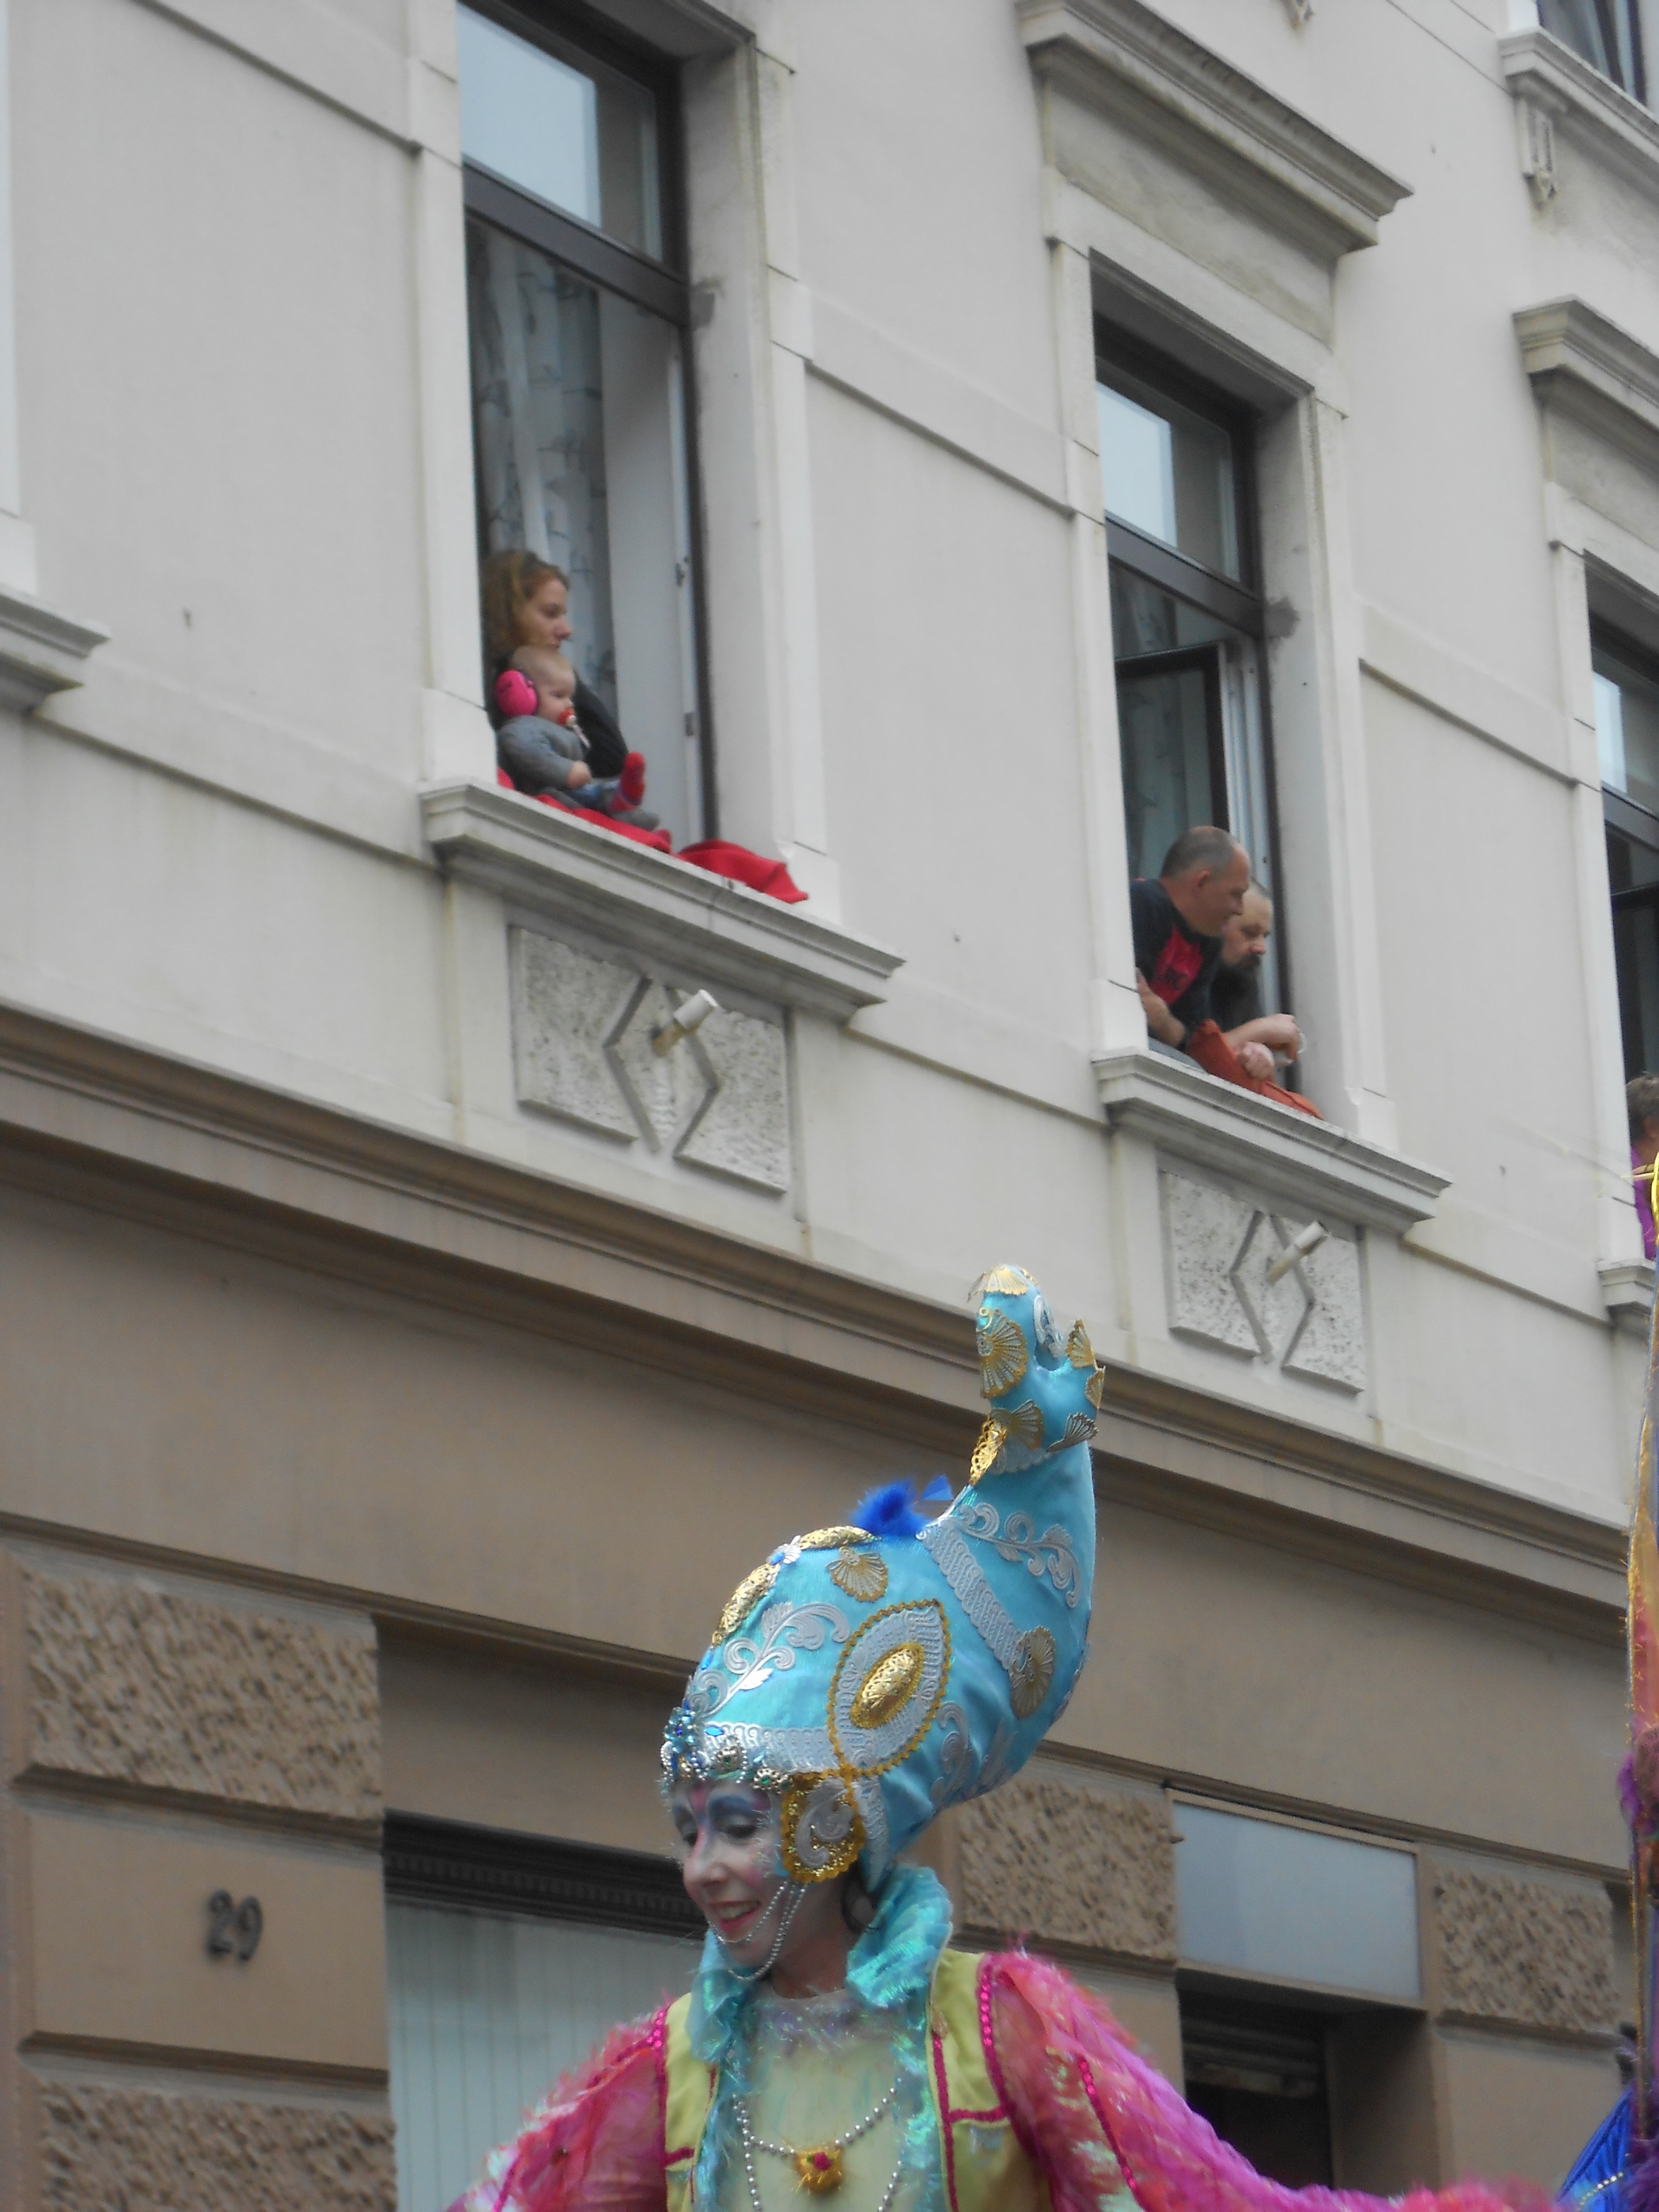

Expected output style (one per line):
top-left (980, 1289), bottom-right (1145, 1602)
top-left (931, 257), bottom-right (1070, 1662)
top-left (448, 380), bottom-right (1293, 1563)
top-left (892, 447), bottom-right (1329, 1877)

top-left (1097, 323), bottom-right (1292, 1034)
top-left (459, 0), bottom-right (718, 837)
top-left (1540, 0), bottom-right (1647, 101)
top-left (1594, 618), bottom-right (1659, 1079)
top-left (384, 1811), bottom-right (705, 1939)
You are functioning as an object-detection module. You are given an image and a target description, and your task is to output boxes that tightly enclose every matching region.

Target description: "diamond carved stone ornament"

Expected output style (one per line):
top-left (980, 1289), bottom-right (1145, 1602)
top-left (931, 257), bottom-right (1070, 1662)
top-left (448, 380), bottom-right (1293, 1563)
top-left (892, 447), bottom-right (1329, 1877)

top-left (1160, 1168), bottom-right (1365, 1393)
top-left (509, 928), bottom-right (791, 1195)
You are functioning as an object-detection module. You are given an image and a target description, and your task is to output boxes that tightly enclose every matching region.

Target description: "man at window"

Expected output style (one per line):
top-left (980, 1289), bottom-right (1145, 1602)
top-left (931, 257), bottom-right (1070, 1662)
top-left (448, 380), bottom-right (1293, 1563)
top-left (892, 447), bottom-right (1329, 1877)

top-left (1132, 825), bottom-right (1250, 1055)
top-left (1212, 883), bottom-right (1303, 1079)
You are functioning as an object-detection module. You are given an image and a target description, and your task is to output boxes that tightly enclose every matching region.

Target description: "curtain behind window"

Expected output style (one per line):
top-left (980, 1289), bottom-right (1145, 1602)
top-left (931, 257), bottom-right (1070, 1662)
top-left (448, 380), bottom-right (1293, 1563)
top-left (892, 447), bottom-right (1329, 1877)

top-left (387, 1899), bottom-right (699, 2212)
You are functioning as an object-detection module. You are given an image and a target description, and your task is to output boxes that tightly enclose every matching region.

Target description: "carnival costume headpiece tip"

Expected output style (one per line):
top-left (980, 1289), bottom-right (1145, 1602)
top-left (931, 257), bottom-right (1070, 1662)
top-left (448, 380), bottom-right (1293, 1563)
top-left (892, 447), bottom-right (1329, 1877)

top-left (663, 1267), bottom-right (1104, 1884)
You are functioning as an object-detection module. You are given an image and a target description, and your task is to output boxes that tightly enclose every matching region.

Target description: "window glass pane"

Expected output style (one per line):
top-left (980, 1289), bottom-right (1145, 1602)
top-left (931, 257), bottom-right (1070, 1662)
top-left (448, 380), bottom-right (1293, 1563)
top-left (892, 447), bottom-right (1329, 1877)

top-left (1112, 566), bottom-right (1237, 657)
top-left (468, 217), bottom-right (701, 839)
top-left (1117, 655), bottom-right (1221, 883)
top-left (1595, 641), bottom-right (1659, 816)
top-left (1098, 373), bottom-right (1240, 580)
top-left (1538, 0), bottom-right (1637, 85)
top-left (458, 6), bottom-right (662, 260)
top-left (1175, 1804), bottom-right (1421, 2002)
top-left (387, 1900), bottom-right (699, 2212)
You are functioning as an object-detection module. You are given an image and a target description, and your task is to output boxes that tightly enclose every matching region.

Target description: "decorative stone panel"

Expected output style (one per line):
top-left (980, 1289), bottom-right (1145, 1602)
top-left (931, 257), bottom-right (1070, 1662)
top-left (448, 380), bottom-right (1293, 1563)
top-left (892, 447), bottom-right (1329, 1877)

top-left (1430, 1864), bottom-right (1614, 2036)
top-left (14, 1564), bottom-right (380, 1823)
top-left (959, 1772), bottom-right (1176, 1961)
top-left (509, 927), bottom-right (792, 1194)
top-left (1160, 1167), bottom-right (1366, 1392)
top-left (37, 2084), bottom-right (395, 2212)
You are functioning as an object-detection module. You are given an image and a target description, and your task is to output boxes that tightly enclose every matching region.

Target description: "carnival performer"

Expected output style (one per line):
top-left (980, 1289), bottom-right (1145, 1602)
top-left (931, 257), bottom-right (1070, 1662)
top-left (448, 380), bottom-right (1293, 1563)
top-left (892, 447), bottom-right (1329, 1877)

top-left (458, 1268), bottom-right (1548, 2212)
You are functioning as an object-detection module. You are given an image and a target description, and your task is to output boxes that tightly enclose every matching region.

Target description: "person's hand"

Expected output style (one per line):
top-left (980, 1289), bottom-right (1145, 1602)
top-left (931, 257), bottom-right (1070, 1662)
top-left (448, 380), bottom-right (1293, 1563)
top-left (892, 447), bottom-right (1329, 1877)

top-left (1237, 1041), bottom-right (1275, 1082)
top-left (566, 763), bottom-right (593, 790)
top-left (1136, 971), bottom-right (1184, 1048)
top-left (1252, 1013), bottom-right (1301, 1057)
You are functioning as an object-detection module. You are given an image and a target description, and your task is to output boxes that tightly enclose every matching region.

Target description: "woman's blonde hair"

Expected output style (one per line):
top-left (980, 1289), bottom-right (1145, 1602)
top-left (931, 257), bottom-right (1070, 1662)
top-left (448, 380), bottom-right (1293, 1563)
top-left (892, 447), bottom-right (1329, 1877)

top-left (479, 548), bottom-right (569, 672)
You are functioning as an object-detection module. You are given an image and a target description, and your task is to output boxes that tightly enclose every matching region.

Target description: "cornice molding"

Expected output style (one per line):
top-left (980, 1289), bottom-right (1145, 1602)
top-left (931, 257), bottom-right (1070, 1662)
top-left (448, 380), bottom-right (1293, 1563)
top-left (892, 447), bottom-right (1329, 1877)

top-left (421, 780), bottom-right (901, 1023)
top-left (1093, 1047), bottom-right (1449, 1235)
top-left (1515, 296), bottom-right (1659, 473)
top-left (0, 584), bottom-right (107, 712)
top-left (1499, 28), bottom-right (1659, 203)
top-left (1016, 0), bottom-right (1410, 260)
top-left (0, 999), bottom-right (1622, 1640)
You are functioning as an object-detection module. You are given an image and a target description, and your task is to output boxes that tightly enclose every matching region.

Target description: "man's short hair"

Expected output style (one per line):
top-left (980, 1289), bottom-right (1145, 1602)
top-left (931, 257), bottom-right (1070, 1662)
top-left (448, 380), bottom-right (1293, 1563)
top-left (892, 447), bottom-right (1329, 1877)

top-left (1629, 1075), bottom-right (1659, 1141)
top-left (1160, 825), bottom-right (1242, 880)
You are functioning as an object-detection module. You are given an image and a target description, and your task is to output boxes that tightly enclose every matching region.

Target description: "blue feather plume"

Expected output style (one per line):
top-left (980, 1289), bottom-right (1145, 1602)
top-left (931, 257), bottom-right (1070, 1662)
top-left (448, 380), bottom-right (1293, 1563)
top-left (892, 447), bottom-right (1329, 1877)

top-left (853, 1476), bottom-right (953, 1539)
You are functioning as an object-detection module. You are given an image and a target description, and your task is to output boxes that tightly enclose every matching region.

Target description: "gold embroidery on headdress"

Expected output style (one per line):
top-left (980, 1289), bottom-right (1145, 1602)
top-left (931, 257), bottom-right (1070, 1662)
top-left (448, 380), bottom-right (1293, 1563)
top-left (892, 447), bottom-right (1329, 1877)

top-left (1009, 1625), bottom-right (1056, 1718)
top-left (980, 1264), bottom-right (1032, 1296)
top-left (794, 1525), bottom-right (873, 1552)
top-left (850, 1643), bottom-right (925, 1730)
top-left (1066, 1318), bottom-right (1095, 1370)
top-left (780, 1773), bottom-right (863, 1883)
top-left (829, 1547), bottom-right (887, 1603)
top-left (712, 1562), bottom-right (777, 1644)
top-left (976, 1308), bottom-right (1028, 1396)
top-left (968, 1417), bottom-right (1007, 1485)
top-left (1086, 1365), bottom-right (1107, 1411)
top-left (1002, 1399), bottom-right (1044, 1454)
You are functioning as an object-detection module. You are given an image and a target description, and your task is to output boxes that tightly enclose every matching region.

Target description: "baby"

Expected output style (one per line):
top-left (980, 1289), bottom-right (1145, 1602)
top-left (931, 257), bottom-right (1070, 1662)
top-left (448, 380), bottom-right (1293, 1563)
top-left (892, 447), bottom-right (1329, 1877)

top-left (495, 647), bottom-right (658, 828)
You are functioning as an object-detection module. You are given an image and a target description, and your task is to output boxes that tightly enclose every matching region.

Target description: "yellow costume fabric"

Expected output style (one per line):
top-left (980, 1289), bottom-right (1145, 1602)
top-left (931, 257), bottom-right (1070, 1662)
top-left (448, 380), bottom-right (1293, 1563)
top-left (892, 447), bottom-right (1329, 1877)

top-left (663, 1951), bottom-right (1050, 2212)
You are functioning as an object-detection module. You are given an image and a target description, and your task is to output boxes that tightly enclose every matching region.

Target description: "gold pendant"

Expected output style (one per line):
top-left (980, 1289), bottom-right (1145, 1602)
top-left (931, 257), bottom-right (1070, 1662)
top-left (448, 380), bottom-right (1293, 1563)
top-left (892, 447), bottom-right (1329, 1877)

top-left (795, 2145), bottom-right (844, 2193)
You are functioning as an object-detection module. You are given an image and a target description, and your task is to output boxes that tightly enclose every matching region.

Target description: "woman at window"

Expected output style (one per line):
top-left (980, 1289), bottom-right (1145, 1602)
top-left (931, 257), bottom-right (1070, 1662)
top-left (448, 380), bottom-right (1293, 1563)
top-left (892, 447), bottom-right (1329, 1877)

top-left (481, 548), bottom-right (631, 781)
top-left (454, 1269), bottom-right (1539, 2212)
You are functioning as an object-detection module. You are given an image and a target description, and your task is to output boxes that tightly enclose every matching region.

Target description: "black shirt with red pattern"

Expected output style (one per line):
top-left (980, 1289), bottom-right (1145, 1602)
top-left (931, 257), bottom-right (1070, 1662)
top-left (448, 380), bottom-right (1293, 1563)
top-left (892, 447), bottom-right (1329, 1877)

top-left (1130, 878), bottom-right (1223, 1041)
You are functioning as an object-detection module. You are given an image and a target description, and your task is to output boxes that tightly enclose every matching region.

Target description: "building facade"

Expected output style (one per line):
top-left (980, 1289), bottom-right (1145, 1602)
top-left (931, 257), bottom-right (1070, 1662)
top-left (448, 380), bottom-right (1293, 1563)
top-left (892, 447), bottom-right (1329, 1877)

top-left (0, 0), bottom-right (1651, 2203)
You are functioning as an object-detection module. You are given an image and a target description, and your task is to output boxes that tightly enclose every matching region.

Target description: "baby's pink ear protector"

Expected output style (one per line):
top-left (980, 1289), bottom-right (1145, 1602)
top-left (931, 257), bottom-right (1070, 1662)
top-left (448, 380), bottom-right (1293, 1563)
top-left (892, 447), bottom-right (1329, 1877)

top-left (495, 668), bottom-right (539, 718)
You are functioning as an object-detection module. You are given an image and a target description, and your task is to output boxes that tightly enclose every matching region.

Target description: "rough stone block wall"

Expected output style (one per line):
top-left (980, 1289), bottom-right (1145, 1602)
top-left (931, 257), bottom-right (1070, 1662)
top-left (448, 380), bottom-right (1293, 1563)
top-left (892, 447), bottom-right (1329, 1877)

top-left (1430, 1863), bottom-right (1615, 2035)
top-left (37, 2083), bottom-right (396, 2212)
top-left (959, 1770), bottom-right (1176, 1960)
top-left (15, 1562), bottom-right (381, 1823)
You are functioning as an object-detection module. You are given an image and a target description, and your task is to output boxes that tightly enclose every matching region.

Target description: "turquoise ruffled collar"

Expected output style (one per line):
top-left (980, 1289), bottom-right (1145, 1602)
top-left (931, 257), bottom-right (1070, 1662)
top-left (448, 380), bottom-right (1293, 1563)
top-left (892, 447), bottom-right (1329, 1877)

top-left (688, 1863), bottom-right (953, 2066)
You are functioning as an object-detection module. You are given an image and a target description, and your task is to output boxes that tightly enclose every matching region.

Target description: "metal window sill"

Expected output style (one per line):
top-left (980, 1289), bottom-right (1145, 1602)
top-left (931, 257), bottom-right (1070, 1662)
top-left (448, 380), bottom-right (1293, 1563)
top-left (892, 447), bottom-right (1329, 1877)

top-left (420, 780), bottom-right (902, 1024)
top-left (1093, 1047), bottom-right (1449, 1236)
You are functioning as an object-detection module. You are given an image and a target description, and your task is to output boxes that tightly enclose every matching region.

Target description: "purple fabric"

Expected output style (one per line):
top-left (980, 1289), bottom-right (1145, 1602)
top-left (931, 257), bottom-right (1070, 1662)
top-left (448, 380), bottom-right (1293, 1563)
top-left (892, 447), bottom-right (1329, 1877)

top-left (1636, 1148), bottom-right (1657, 1262)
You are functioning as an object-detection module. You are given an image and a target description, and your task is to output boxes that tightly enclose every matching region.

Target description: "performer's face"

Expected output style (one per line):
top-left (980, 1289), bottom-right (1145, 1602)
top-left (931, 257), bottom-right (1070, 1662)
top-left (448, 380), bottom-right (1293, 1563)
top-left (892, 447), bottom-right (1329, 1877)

top-left (672, 1782), bottom-right (790, 1962)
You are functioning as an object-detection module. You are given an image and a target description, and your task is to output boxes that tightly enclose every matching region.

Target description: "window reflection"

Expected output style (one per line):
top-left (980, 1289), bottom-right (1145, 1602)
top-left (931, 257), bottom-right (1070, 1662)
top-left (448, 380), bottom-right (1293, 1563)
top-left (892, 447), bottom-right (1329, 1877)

top-left (1538, 0), bottom-right (1644, 99)
top-left (1098, 372), bottom-right (1240, 581)
top-left (1596, 643), bottom-right (1659, 814)
top-left (457, 6), bottom-right (663, 261)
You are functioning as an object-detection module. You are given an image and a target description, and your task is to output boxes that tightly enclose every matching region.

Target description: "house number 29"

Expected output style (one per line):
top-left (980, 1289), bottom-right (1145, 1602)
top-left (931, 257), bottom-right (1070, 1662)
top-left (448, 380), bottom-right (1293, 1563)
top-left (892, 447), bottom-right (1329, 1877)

top-left (206, 1890), bottom-right (263, 1962)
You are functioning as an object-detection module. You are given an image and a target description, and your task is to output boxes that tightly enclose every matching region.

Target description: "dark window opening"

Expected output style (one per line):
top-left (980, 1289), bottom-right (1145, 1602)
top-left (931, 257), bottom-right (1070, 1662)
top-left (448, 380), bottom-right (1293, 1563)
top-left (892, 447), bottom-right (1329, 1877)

top-left (1596, 624), bottom-right (1659, 1079)
top-left (1181, 1993), bottom-right (1334, 2188)
top-left (1098, 328), bottom-right (1287, 1030)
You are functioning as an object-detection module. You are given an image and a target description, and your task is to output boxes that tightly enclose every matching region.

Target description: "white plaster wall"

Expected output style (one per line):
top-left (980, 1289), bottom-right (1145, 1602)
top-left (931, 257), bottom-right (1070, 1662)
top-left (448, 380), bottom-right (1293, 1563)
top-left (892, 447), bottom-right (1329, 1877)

top-left (1, 0), bottom-right (1655, 1521)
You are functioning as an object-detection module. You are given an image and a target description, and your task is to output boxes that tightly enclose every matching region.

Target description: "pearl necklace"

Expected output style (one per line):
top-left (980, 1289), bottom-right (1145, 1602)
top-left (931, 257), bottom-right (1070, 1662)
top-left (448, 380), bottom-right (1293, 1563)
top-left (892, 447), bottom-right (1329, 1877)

top-left (738, 2075), bottom-right (904, 2204)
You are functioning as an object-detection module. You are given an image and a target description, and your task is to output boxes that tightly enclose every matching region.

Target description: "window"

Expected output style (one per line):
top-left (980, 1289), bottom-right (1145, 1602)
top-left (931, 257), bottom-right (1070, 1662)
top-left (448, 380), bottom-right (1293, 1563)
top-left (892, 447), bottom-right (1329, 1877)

top-left (1539, 0), bottom-right (1646, 98)
top-left (1098, 335), bottom-right (1278, 980)
top-left (460, 3), bottom-right (706, 842)
top-left (1181, 1993), bottom-right (1334, 2186)
top-left (385, 1816), bottom-right (701, 2212)
top-left (1596, 626), bottom-right (1659, 1078)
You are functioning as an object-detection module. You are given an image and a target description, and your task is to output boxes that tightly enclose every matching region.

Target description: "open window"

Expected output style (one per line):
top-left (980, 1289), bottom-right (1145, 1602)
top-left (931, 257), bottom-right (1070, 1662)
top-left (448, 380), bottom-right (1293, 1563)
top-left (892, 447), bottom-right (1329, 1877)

top-left (460, 3), bottom-right (707, 842)
top-left (1097, 329), bottom-right (1282, 1010)
top-left (1595, 623), bottom-right (1659, 1079)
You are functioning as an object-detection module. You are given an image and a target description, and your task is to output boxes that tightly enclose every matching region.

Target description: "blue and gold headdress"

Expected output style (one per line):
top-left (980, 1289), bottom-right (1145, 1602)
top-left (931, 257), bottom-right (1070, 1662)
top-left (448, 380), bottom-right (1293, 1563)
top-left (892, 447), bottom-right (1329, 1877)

top-left (661, 1267), bottom-right (1104, 1885)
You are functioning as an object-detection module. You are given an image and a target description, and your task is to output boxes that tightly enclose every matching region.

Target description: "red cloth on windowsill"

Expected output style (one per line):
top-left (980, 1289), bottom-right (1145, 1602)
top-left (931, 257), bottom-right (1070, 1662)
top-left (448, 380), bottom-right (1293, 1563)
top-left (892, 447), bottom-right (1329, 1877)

top-left (1184, 1019), bottom-right (1322, 1119)
top-left (493, 774), bottom-right (808, 900)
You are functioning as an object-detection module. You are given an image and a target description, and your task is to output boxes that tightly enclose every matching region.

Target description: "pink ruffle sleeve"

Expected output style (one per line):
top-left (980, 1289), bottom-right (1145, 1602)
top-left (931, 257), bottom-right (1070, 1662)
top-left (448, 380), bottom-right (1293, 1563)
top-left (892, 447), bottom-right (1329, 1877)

top-left (454, 2008), bottom-right (670, 2212)
top-left (983, 1953), bottom-right (1556, 2212)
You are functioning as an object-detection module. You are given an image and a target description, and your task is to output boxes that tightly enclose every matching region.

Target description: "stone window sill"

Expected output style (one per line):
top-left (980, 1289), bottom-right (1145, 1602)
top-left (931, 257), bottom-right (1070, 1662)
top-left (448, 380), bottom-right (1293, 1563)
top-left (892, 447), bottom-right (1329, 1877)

top-left (421, 780), bottom-right (903, 1024)
top-left (1600, 1258), bottom-right (1654, 1333)
top-left (1499, 28), bottom-right (1659, 200)
top-left (0, 582), bottom-right (107, 711)
top-left (1093, 1047), bottom-right (1449, 1236)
